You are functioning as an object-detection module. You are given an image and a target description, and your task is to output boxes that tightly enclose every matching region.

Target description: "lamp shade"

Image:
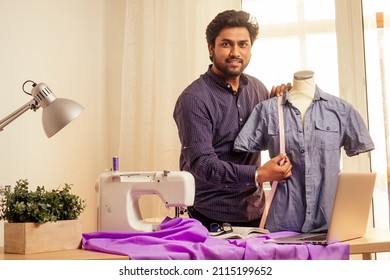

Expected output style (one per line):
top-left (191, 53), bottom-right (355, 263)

top-left (42, 98), bottom-right (84, 138)
top-left (31, 82), bottom-right (84, 138)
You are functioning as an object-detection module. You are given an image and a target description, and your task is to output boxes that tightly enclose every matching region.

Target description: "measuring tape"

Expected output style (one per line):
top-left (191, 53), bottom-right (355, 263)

top-left (259, 95), bottom-right (285, 229)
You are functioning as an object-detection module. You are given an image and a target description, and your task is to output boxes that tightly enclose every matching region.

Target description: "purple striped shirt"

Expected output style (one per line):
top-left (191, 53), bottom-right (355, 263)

top-left (173, 66), bottom-right (269, 222)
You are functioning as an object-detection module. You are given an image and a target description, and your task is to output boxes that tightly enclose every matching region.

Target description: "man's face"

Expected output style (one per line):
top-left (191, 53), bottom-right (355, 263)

top-left (209, 27), bottom-right (252, 79)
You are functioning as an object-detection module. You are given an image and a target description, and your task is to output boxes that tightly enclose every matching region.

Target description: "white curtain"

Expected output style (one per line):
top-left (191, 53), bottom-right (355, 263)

top-left (119, 0), bottom-right (240, 219)
top-left (362, 1), bottom-right (390, 230)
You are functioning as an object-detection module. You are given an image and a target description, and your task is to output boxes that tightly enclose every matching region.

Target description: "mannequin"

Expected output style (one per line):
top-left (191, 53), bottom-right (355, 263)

top-left (289, 70), bottom-right (316, 119)
top-left (234, 68), bottom-right (374, 233)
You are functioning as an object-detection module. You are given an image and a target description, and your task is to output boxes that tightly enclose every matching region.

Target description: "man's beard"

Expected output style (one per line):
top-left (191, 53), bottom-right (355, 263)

top-left (213, 57), bottom-right (247, 78)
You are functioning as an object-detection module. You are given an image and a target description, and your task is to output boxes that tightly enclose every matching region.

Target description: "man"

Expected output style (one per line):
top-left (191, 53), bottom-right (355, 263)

top-left (173, 10), bottom-right (292, 230)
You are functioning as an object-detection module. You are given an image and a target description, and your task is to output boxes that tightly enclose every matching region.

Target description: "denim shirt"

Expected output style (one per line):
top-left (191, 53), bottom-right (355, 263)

top-left (234, 86), bottom-right (375, 233)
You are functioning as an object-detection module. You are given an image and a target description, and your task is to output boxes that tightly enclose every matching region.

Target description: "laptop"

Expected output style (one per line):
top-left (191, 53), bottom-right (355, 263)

top-left (265, 172), bottom-right (377, 245)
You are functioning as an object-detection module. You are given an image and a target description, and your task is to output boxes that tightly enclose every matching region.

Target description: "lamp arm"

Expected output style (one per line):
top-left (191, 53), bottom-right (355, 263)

top-left (0, 99), bottom-right (39, 132)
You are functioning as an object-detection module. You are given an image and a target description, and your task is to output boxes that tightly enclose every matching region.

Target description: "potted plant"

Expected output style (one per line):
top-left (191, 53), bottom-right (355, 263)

top-left (0, 179), bottom-right (86, 254)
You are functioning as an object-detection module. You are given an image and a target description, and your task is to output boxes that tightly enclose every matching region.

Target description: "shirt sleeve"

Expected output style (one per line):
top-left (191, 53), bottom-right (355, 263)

top-left (234, 102), bottom-right (271, 153)
top-left (343, 105), bottom-right (375, 156)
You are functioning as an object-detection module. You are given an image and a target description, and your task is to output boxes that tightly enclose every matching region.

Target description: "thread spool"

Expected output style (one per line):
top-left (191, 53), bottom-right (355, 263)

top-left (112, 156), bottom-right (119, 172)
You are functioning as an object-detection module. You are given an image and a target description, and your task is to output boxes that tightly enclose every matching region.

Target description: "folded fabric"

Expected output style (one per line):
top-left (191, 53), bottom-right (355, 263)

top-left (82, 217), bottom-right (350, 260)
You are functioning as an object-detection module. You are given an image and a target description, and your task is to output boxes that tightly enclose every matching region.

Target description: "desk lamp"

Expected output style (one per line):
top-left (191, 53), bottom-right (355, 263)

top-left (0, 80), bottom-right (84, 137)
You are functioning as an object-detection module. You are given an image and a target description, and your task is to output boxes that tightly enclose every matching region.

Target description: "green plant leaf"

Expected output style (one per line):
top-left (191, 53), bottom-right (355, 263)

top-left (0, 179), bottom-right (86, 223)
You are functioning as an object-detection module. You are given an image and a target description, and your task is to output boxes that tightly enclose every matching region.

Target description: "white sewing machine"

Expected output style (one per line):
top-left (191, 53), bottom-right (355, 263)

top-left (96, 170), bottom-right (195, 232)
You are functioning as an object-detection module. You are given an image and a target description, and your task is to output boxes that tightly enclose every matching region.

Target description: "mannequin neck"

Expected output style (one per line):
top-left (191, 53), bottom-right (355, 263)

top-left (289, 72), bottom-right (316, 119)
top-left (289, 76), bottom-right (316, 98)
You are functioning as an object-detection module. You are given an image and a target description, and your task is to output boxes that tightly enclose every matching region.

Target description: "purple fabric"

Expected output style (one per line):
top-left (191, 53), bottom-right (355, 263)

top-left (82, 217), bottom-right (350, 260)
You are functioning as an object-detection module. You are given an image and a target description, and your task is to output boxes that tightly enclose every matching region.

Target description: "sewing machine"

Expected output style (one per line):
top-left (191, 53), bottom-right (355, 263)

top-left (96, 170), bottom-right (195, 232)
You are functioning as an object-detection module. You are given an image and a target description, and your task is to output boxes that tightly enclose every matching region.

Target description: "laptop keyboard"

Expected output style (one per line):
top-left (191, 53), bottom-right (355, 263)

top-left (298, 234), bottom-right (327, 241)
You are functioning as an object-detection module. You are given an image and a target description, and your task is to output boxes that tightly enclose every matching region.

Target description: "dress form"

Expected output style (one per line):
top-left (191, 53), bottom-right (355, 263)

top-left (289, 70), bottom-right (316, 119)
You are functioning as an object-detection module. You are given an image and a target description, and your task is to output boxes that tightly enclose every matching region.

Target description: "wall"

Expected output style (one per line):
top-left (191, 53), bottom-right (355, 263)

top-left (0, 0), bottom-right (125, 246)
top-left (105, 0), bottom-right (126, 158)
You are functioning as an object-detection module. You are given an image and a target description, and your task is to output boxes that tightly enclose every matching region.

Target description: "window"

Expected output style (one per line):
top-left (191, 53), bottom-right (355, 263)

top-left (242, 0), bottom-right (338, 96)
top-left (362, 0), bottom-right (390, 240)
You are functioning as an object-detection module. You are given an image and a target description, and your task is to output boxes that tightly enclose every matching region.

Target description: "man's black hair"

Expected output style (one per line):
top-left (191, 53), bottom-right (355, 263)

top-left (206, 10), bottom-right (259, 46)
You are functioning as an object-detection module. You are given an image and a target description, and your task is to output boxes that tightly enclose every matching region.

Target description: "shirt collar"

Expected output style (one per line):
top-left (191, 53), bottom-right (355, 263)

top-left (206, 65), bottom-right (249, 92)
top-left (284, 85), bottom-right (330, 105)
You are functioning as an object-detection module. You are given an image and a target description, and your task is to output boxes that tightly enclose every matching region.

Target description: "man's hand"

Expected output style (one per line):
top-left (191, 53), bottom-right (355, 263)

top-left (256, 153), bottom-right (292, 183)
top-left (270, 83), bottom-right (292, 98)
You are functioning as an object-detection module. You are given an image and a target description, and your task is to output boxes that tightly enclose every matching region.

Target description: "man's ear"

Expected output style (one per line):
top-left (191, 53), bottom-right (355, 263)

top-left (208, 44), bottom-right (214, 62)
top-left (208, 44), bottom-right (214, 57)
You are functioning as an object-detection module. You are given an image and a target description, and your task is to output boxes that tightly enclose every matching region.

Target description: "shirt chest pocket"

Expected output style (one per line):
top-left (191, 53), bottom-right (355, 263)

top-left (314, 120), bottom-right (340, 151)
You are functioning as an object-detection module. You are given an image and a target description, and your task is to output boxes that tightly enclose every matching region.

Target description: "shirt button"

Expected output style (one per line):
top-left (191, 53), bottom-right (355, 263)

top-left (239, 118), bottom-right (243, 122)
top-left (299, 130), bottom-right (302, 133)
top-left (326, 127), bottom-right (330, 130)
top-left (237, 104), bottom-right (241, 107)
top-left (300, 149), bottom-right (304, 153)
